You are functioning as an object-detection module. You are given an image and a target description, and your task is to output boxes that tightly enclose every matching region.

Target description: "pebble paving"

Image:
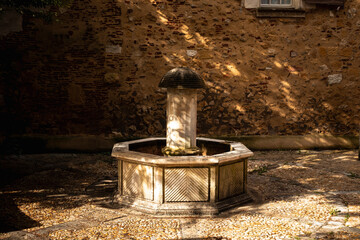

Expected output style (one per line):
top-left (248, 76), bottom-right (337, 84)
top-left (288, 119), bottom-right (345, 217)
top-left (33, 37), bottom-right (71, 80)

top-left (0, 150), bottom-right (359, 239)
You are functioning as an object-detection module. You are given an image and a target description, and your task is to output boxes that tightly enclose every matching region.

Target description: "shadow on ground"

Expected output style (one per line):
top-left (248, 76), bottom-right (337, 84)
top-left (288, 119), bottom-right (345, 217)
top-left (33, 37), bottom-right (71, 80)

top-left (0, 153), bottom-right (118, 233)
top-left (0, 150), bottom-right (359, 238)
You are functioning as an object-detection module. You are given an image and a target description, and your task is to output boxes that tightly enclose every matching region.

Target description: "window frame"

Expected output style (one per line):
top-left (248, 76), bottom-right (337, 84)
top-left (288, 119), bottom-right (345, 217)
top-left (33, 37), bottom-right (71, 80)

top-left (260, 0), bottom-right (293, 8)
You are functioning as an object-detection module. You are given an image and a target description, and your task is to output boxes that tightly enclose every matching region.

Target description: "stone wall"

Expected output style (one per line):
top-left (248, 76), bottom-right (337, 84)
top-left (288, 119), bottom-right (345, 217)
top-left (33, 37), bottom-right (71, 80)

top-left (0, 0), bottom-right (359, 138)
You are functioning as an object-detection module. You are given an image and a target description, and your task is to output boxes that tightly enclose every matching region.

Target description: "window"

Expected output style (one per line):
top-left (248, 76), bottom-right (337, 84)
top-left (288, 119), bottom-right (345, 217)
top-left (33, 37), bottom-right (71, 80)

top-left (261, 0), bottom-right (292, 6)
top-left (244, 0), bottom-right (309, 17)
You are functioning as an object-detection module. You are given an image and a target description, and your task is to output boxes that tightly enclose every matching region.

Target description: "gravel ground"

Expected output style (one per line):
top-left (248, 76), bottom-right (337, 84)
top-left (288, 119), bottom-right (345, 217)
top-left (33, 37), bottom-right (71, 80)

top-left (0, 150), bottom-right (359, 239)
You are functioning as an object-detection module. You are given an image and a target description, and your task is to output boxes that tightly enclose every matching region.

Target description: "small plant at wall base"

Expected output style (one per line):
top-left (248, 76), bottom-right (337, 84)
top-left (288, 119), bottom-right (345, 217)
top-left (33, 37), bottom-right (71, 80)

top-left (345, 213), bottom-right (350, 224)
top-left (346, 172), bottom-right (360, 179)
top-left (250, 166), bottom-right (269, 175)
top-left (329, 208), bottom-right (340, 216)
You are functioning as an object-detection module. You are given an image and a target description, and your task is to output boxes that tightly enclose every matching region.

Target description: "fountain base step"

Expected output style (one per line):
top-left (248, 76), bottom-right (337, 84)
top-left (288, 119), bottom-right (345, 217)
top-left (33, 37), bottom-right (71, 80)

top-left (116, 193), bottom-right (252, 216)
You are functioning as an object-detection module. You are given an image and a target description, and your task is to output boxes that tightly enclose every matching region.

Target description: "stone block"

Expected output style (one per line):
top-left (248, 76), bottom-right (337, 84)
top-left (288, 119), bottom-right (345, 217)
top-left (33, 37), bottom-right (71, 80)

top-left (318, 47), bottom-right (338, 57)
top-left (186, 50), bottom-right (198, 57)
top-left (328, 74), bottom-right (342, 85)
top-left (164, 168), bottom-right (208, 202)
top-left (340, 47), bottom-right (353, 57)
top-left (329, 60), bottom-right (343, 71)
top-left (0, 9), bottom-right (22, 36)
top-left (104, 72), bottom-right (120, 83)
top-left (198, 50), bottom-right (213, 59)
top-left (68, 84), bottom-right (85, 105)
top-left (123, 162), bottom-right (154, 200)
top-left (318, 47), bottom-right (327, 57)
top-left (244, 0), bottom-right (259, 8)
top-left (106, 45), bottom-right (122, 54)
top-left (326, 47), bottom-right (338, 56)
top-left (219, 162), bottom-right (244, 200)
top-left (337, 19), bottom-right (345, 28)
top-left (347, 67), bottom-right (360, 78)
top-left (290, 51), bottom-right (298, 57)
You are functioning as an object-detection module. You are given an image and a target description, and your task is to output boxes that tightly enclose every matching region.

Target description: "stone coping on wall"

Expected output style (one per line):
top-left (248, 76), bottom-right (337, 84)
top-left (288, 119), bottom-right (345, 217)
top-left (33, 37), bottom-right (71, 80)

top-left (0, 134), bottom-right (358, 154)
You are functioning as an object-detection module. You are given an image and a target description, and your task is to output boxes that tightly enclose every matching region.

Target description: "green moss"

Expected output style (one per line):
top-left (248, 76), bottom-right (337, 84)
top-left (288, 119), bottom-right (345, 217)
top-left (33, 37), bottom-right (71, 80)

top-left (161, 146), bottom-right (202, 156)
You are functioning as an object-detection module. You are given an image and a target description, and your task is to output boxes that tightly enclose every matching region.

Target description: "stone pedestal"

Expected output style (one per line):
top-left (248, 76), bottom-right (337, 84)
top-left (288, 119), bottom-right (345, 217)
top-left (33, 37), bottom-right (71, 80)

top-left (166, 88), bottom-right (197, 150)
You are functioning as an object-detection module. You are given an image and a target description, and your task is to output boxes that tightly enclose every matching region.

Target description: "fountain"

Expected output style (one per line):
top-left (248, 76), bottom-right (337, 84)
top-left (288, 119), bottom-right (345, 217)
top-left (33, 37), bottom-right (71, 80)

top-left (112, 67), bottom-right (253, 215)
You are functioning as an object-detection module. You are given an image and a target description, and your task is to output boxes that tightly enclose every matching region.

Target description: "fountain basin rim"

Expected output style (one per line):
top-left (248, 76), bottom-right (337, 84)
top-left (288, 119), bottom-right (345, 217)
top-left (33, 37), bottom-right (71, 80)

top-left (111, 137), bottom-right (253, 167)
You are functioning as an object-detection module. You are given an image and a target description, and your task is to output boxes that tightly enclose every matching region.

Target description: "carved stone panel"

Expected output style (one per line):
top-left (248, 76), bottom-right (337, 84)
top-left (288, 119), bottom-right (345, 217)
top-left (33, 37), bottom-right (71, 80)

top-left (165, 168), bottom-right (209, 202)
top-left (219, 162), bottom-right (244, 200)
top-left (123, 162), bottom-right (153, 200)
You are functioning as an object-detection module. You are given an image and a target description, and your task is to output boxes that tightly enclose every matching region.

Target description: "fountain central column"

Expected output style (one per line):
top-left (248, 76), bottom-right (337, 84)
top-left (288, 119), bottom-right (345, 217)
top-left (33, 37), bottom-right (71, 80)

top-left (166, 88), bottom-right (197, 150)
top-left (159, 67), bottom-right (205, 155)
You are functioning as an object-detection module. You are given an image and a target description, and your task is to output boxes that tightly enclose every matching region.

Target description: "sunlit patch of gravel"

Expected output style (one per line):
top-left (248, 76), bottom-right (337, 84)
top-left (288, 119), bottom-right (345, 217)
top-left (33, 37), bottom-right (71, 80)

top-left (257, 194), bottom-right (333, 222)
top-left (19, 204), bottom-right (94, 231)
top-left (268, 165), bottom-right (360, 192)
top-left (339, 193), bottom-right (360, 229)
top-left (198, 195), bottom-right (333, 239)
top-left (181, 214), bottom-right (311, 240)
top-left (48, 218), bottom-right (181, 240)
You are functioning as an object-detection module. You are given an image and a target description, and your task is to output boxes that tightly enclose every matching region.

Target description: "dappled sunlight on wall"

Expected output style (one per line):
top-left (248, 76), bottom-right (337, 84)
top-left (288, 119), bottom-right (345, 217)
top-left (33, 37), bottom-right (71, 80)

top-left (0, 0), bottom-right (359, 136)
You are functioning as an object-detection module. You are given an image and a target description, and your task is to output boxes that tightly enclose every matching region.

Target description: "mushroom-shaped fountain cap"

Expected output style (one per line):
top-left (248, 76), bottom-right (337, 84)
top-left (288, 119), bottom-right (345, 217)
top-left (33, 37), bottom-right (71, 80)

top-left (158, 67), bottom-right (205, 89)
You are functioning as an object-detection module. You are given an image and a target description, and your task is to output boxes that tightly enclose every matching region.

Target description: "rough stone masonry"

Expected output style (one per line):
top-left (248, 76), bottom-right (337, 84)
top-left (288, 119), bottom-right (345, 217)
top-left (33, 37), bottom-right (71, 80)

top-left (0, 0), bottom-right (359, 138)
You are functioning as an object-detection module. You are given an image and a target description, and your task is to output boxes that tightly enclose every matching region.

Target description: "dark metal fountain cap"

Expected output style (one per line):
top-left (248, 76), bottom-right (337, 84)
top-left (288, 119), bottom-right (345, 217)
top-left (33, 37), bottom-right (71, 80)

top-left (158, 67), bottom-right (205, 89)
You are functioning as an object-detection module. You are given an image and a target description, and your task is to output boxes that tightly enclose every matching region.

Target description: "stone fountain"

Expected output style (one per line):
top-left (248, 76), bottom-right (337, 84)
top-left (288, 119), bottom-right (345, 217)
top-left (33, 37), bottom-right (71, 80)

top-left (112, 67), bottom-right (253, 215)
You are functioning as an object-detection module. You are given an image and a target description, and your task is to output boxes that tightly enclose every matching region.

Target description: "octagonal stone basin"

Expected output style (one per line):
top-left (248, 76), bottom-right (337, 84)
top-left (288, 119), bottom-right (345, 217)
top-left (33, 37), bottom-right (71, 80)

top-left (111, 137), bottom-right (253, 215)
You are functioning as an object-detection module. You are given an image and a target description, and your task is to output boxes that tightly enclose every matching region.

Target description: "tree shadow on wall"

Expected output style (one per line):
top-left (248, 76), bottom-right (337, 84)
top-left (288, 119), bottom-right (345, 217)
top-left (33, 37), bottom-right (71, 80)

top-left (115, 0), bottom-right (359, 137)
